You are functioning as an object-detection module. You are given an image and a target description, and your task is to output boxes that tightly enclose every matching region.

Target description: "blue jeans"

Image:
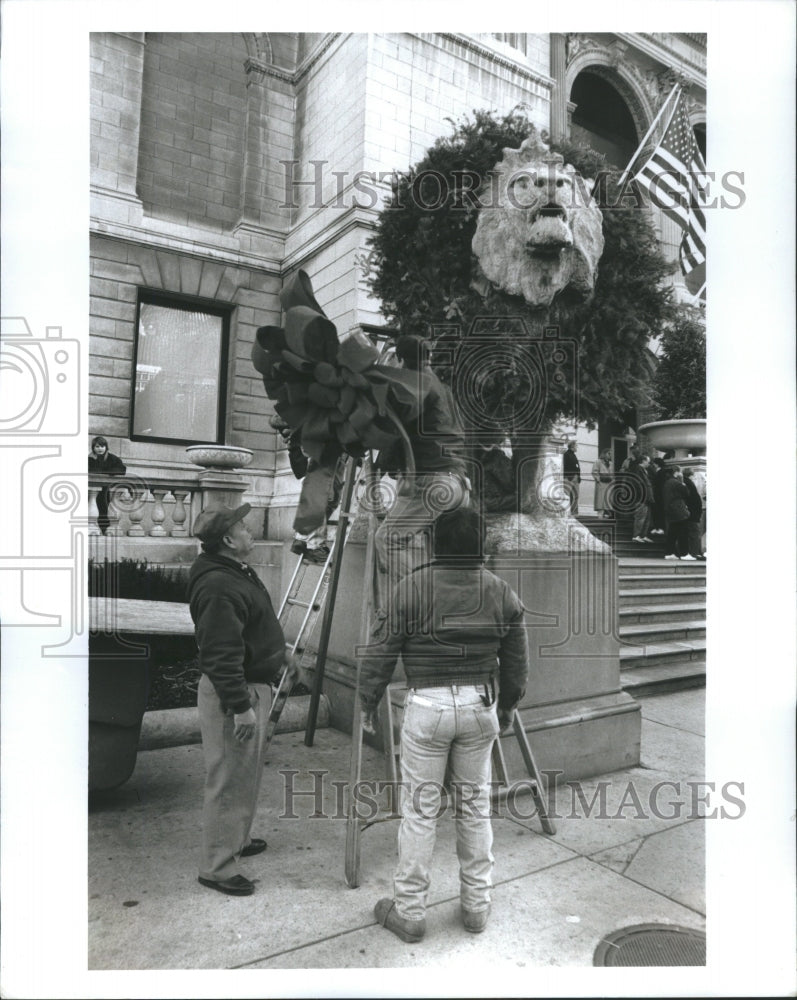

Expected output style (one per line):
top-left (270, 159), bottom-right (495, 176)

top-left (394, 685), bottom-right (498, 920)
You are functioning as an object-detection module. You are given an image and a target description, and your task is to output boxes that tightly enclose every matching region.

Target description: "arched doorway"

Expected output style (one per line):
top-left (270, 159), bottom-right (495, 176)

top-left (569, 71), bottom-right (639, 169)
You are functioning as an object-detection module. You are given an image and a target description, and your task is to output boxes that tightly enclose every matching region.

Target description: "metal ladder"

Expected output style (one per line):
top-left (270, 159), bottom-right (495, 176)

top-left (263, 454), bottom-right (363, 755)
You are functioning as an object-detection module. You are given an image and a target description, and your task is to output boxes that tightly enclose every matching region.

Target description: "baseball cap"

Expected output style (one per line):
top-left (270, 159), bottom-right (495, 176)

top-left (193, 503), bottom-right (252, 543)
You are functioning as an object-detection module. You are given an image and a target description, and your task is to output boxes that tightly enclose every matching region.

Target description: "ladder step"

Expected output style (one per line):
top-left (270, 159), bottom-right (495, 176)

top-left (285, 598), bottom-right (320, 610)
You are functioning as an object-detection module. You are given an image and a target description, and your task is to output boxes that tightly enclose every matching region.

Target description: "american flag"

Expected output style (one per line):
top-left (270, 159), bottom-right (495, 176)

top-left (634, 91), bottom-right (707, 284)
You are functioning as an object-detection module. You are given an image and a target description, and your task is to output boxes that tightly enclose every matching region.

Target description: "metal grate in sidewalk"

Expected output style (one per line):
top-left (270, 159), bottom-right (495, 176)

top-left (593, 923), bottom-right (706, 966)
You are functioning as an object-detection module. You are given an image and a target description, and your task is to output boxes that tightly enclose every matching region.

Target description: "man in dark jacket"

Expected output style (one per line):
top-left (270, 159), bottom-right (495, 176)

top-left (188, 503), bottom-right (291, 896)
top-left (662, 467), bottom-right (692, 560)
top-left (562, 440), bottom-right (581, 513)
top-left (360, 507), bottom-right (529, 943)
top-left (374, 335), bottom-right (470, 608)
top-left (682, 469), bottom-right (705, 559)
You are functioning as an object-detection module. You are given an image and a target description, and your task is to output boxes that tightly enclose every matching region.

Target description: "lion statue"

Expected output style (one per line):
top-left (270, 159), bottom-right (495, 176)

top-left (472, 135), bottom-right (605, 308)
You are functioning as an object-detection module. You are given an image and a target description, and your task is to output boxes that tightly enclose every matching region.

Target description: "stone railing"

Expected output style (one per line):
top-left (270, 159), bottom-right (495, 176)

top-left (88, 469), bottom-right (248, 538)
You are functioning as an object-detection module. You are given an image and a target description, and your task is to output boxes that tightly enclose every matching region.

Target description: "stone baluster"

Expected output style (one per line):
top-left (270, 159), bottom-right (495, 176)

top-left (127, 486), bottom-right (148, 537)
top-left (171, 490), bottom-right (190, 536)
top-left (149, 489), bottom-right (168, 537)
top-left (88, 485), bottom-right (102, 536)
top-left (105, 485), bottom-right (123, 537)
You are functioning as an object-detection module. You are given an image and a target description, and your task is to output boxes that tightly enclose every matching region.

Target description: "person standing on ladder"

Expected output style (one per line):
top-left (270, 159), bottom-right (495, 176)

top-left (372, 335), bottom-right (471, 617)
top-left (359, 507), bottom-right (529, 943)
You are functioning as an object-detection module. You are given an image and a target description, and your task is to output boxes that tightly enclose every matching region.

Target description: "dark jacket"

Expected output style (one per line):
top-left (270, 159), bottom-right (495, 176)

top-left (663, 477), bottom-right (690, 523)
top-left (563, 448), bottom-right (581, 482)
top-left (379, 368), bottom-right (467, 477)
top-left (359, 561), bottom-right (529, 713)
top-left (628, 460), bottom-right (653, 504)
top-left (684, 478), bottom-right (703, 521)
top-left (88, 452), bottom-right (127, 476)
top-left (188, 553), bottom-right (285, 713)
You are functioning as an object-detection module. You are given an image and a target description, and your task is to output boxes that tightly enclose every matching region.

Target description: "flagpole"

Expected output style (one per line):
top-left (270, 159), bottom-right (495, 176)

top-left (618, 84), bottom-right (682, 186)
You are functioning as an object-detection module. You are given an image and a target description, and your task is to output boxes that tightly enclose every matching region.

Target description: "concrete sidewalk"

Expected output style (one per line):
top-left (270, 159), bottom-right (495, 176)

top-left (88, 689), bottom-right (706, 972)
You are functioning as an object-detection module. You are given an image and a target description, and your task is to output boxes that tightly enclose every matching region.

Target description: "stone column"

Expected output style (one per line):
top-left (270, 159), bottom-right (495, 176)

top-left (549, 34), bottom-right (569, 142)
top-left (236, 59), bottom-right (271, 234)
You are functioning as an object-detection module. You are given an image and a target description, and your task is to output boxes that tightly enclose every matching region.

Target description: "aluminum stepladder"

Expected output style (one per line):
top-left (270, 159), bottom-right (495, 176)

top-left (343, 488), bottom-right (557, 889)
top-left (263, 453), bottom-right (362, 756)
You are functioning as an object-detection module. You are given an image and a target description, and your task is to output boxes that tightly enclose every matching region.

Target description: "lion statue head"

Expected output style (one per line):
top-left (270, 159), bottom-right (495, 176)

top-left (472, 135), bottom-right (605, 308)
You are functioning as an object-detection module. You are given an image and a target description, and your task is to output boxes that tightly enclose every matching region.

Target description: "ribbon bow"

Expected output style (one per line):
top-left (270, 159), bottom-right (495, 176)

top-left (251, 270), bottom-right (423, 530)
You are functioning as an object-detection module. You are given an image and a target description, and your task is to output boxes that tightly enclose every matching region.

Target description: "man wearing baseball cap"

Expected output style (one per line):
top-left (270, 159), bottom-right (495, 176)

top-left (188, 502), bottom-right (291, 896)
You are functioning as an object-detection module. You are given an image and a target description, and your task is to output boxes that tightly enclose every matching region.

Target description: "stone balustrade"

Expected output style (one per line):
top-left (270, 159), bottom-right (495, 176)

top-left (88, 470), bottom-right (248, 538)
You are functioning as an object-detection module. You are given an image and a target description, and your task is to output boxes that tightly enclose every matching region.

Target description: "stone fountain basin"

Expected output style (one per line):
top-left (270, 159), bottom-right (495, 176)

top-left (638, 419), bottom-right (706, 455)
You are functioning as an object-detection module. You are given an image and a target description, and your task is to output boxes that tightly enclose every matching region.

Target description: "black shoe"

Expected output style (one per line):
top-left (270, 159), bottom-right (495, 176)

top-left (304, 545), bottom-right (330, 565)
top-left (290, 539), bottom-right (306, 556)
top-left (241, 838), bottom-right (267, 857)
top-left (374, 897), bottom-right (426, 943)
top-left (198, 874), bottom-right (255, 896)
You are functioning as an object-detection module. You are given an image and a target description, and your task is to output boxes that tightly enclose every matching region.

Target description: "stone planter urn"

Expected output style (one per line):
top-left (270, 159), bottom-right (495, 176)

top-left (638, 419), bottom-right (706, 459)
top-left (185, 444), bottom-right (254, 470)
top-left (186, 445), bottom-right (254, 512)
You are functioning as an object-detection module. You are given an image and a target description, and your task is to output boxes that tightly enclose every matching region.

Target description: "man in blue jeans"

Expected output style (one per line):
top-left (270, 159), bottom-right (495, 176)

top-left (359, 507), bottom-right (529, 942)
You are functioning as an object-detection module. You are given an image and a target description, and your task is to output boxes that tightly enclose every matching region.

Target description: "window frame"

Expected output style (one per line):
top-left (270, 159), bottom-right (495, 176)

top-left (129, 288), bottom-right (232, 447)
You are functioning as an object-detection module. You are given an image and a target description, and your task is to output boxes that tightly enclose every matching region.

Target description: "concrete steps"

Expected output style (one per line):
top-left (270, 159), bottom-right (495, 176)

top-left (578, 514), bottom-right (668, 558)
top-left (576, 512), bottom-right (708, 694)
top-left (620, 620), bottom-right (706, 644)
top-left (620, 602), bottom-right (705, 625)
top-left (616, 556), bottom-right (706, 695)
top-left (619, 585), bottom-right (706, 607)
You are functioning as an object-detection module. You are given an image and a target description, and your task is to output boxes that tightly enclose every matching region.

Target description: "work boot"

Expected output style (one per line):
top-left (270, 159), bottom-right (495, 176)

top-left (374, 898), bottom-right (426, 943)
top-left (462, 904), bottom-right (491, 933)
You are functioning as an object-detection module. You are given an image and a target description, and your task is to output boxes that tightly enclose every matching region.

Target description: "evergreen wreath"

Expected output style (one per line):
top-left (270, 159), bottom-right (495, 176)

top-left (366, 108), bottom-right (678, 437)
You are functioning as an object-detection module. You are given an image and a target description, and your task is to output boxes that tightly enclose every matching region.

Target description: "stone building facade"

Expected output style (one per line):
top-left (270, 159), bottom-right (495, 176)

top-left (89, 31), bottom-right (706, 540)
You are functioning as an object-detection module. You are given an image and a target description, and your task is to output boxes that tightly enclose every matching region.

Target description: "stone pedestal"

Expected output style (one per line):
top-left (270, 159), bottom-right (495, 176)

top-left (194, 471), bottom-right (248, 519)
top-left (303, 511), bottom-right (640, 783)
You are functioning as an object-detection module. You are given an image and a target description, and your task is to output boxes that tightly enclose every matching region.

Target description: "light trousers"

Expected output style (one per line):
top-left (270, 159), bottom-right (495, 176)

top-left (394, 685), bottom-right (498, 921)
top-left (197, 674), bottom-right (272, 881)
top-left (374, 472), bottom-right (469, 610)
top-left (633, 502), bottom-right (652, 538)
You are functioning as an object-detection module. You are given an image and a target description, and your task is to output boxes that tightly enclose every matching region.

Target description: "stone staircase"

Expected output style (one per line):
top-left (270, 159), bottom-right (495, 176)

top-left (579, 513), bottom-right (706, 696)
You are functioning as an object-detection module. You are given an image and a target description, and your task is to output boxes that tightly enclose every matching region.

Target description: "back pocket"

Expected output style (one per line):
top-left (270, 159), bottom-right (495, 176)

top-left (404, 693), bottom-right (443, 741)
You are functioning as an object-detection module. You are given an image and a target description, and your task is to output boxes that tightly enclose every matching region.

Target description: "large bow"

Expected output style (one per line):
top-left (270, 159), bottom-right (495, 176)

top-left (251, 271), bottom-right (423, 530)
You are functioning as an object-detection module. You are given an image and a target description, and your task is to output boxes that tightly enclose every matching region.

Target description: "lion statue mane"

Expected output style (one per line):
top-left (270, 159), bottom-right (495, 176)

top-left (472, 134), bottom-right (605, 308)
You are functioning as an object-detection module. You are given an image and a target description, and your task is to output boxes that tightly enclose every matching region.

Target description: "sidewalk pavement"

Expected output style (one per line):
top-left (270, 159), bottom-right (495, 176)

top-left (88, 688), bottom-right (706, 972)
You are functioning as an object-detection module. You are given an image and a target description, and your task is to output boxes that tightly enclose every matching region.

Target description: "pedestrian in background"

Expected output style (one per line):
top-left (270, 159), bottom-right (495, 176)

top-left (562, 440), bottom-right (581, 514)
top-left (662, 467), bottom-right (692, 560)
top-left (88, 435), bottom-right (127, 534)
top-left (683, 469), bottom-right (705, 560)
top-left (649, 457), bottom-right (666, 535)
top-left (592, 449), bottom-right (614, 519)
top-left (630, 454), bottom-right (654, 544)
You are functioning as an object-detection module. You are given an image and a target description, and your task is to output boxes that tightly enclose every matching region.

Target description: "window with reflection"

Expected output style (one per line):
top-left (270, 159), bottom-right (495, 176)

top-left (131, 292), bottom-right (230, 444)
